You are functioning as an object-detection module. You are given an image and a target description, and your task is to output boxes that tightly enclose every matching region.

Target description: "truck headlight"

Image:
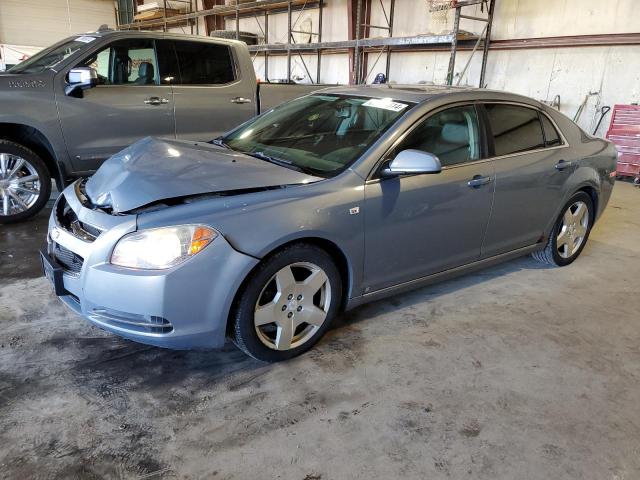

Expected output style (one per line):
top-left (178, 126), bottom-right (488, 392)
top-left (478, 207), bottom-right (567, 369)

top-left (111, 225), bottom-right (217, 269)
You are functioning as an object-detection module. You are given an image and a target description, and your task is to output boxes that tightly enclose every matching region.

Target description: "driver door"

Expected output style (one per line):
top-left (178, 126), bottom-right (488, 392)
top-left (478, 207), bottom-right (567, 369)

top-left (363, 104), bottom-right (495, 292)
top-left (55, 38), bottom-right (175, 173)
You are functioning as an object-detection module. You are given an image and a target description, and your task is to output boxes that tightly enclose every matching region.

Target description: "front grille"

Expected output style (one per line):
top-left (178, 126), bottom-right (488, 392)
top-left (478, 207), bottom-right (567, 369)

top-left (52, 242), bottom-right (84, 275)
top-left (55, 194), bottom-right (102, 242)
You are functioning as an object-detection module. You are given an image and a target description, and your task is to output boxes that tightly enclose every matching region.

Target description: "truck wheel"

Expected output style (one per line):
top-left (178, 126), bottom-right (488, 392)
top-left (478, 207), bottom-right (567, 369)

top-left (230, 243), bottom-right (342, 362)
top-left (0, 140), bottom-right (52, 224)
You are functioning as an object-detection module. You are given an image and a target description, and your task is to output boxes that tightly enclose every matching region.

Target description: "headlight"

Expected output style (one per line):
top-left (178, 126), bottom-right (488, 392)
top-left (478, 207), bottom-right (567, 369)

top-left (111, 225), bottom-right (217, 269)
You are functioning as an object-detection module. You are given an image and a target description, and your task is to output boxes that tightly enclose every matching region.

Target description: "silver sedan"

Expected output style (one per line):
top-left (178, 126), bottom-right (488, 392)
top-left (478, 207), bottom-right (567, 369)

top-left (41, 86), bottom-right (617, 362)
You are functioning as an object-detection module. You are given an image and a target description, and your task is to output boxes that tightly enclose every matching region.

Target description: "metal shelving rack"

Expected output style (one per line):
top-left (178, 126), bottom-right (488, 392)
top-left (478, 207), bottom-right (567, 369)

top-left (115, 0), bottom-right (495, 86)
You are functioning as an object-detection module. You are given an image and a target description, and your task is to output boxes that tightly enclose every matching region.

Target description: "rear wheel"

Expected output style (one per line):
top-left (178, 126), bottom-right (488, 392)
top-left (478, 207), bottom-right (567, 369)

top-left (230, 243), bottom-right (342, 362)
top-left (532, 191), bottom-right (594, 267)
top-left (0, 140), bottom-right (51, 224)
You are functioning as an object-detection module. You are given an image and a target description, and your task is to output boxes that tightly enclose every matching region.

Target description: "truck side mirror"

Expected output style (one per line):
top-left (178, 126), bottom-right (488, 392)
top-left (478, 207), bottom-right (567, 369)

top-left (65, 67), bottom-right (98, 97)
top-left (380, 149), bottom-right (442, 178)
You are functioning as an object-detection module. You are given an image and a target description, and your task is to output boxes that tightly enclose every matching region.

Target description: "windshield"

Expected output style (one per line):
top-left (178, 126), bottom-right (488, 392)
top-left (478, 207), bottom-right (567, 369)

top-left (8, 37), bottom-right (95, 74)
top-left (222, 94), bottom-right (413, 177)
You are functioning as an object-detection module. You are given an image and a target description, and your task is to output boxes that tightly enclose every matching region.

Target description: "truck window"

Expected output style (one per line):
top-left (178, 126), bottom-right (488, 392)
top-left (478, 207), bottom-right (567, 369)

top-left (77, 39), bottom-right (158, 86)
top-left (172, 41), bottom-right (235, 85)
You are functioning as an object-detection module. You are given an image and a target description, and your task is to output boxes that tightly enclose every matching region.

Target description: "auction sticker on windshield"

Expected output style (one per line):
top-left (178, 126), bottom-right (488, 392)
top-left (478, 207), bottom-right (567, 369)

top-left (75, 36), bottom-right (97, 43)
top-left (362, 98), bottom-right (408, 112)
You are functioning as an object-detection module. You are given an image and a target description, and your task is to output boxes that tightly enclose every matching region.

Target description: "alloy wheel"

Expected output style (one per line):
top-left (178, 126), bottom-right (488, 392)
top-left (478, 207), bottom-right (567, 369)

top-left (0, 153), bottom-right (42, 216)
top-left (254, 262), bottom-right (332, 351)
top-left (556, 200), bottom-right (589, 259)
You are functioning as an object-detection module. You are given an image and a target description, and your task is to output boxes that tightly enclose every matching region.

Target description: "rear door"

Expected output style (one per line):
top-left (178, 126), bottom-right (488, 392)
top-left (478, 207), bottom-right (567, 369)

top-left (164, 39), bottom-right (256, 141)
top-left (480, 103), bottom-right (571, 257)
top-left (56, 37), bottom-right (175, 172)
top-left (363, 104), bottom-right (495, 292)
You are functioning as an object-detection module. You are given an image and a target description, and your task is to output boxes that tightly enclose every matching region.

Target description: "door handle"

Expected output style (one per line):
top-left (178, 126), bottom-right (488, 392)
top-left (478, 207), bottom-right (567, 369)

top-left (555, 160), bottom-right (574, 171)
top-left (230, 96), bottom-right (252, 104)
top-left (467, 175), bottom-right (492, 188)
top-left (144, 96), bottom-right (169, 105)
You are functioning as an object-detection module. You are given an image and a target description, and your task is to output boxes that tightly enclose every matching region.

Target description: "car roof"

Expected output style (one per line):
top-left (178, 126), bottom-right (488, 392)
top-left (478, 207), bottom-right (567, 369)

top-left (316, 84), bottom-right (545, 108)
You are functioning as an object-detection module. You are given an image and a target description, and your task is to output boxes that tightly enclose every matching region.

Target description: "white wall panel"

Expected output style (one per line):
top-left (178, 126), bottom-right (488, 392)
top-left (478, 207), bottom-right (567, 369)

top-left (0, 0), bottom-right (115, 47)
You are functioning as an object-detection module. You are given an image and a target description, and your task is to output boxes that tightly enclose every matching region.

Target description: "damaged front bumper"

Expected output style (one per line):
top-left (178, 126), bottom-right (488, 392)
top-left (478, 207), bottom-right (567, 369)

top-left (42, 180), bottom-right (259, 349)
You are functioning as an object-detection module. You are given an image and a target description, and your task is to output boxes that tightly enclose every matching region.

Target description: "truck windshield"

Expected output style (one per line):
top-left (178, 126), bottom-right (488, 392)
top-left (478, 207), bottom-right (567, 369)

top-left (222, 94), bottom-right (413, 177)
top-left (8, 37), bottom-right (94, 74)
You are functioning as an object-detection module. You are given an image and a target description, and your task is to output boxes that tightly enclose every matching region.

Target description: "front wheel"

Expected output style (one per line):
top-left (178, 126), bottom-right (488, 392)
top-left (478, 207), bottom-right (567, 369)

top-left (230, 243), bottom-right (342, 362)
top-left (532, 191), bottom-right (594, 267)
top-left (0, 140), bottom-right (51, 224)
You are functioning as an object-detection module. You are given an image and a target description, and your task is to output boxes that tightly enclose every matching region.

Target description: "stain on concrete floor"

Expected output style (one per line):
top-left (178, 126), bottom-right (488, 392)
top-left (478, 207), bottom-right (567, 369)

top-left (0, 181), bottom-right (639, 479)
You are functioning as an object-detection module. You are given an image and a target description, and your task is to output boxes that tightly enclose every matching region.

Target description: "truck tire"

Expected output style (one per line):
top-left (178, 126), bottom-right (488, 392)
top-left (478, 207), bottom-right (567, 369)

top-left (0, 140), bottom-right (52, 224)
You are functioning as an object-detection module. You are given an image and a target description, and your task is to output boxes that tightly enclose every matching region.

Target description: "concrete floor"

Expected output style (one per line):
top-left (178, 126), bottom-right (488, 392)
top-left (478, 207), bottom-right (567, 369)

top-left (1, 181), bottom-right (639, 479)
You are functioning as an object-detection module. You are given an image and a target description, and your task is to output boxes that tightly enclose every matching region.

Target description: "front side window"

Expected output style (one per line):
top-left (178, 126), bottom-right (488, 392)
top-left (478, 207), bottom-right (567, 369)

top-left (173, 41), bottom-right (235, 85)
top-left (393, 105), bottom-right (481, 167)
top-left (222, 94), bottom-right (413, 177)
top-left (77, 39), bottom-right (158, 86)
top-left (485, 104), bottom-right (545, 156)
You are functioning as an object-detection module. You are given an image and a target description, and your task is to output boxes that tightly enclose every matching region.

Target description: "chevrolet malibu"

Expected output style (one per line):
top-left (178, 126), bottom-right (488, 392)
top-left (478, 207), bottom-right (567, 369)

top-left (41, 86), bottom-right (617, 362)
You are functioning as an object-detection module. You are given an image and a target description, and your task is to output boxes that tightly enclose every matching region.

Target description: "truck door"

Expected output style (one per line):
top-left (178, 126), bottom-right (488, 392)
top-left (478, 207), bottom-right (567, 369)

top-left (162, 39), bottom-right (256, 141)
top-left (55, 38), bottom-right (175, 173)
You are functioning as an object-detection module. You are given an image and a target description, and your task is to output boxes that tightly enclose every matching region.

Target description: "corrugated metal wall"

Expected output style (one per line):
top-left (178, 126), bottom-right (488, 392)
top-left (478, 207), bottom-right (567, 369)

top-left (0, 0), bottom-right (116, 47)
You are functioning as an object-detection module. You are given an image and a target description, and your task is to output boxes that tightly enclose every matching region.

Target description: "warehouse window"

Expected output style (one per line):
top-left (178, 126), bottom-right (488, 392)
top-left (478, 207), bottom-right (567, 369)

top-left (172, 41), bottom-right (236, 85)
top-left (485, 104), bottom-right (546, 156)
top-left (394, 105), bottom-right (481, 167)
top-left (77, 39), bottom-right (158, 86)
top-left (540, 113), bottom-right (563, 147)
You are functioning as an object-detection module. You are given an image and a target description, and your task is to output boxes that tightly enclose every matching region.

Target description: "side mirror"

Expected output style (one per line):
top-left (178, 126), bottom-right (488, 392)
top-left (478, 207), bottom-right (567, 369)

top-left (65, 67), bottom-right (98, 96)
top-left (381, 149), bottom-right (442, 177)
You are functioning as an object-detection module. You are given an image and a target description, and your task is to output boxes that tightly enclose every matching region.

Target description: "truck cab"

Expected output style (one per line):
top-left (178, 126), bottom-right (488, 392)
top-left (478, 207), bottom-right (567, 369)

top-left (0, 29), bottom-right (320, 224)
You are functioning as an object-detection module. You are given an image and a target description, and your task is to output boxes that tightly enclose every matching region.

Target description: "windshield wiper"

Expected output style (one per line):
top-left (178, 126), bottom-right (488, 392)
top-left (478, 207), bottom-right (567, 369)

top-left (211, 138), bottom-right (230, 149)
top-left (243, 151), bottom-right (323, 177)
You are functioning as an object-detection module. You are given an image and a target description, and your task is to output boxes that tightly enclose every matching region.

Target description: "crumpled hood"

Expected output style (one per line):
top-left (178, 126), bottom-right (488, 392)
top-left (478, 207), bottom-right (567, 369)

top-left (85, 137), bottom-right (321, 213)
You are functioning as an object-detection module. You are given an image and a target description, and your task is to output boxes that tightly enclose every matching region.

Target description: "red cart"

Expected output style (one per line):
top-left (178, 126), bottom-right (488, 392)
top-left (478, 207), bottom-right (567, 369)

top-left (606, 104), bottom-right (640, 185)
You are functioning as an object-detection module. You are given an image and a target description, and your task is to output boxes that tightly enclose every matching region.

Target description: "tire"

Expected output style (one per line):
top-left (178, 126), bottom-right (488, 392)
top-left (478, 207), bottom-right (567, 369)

top-left (532, 191), bottom-right (594, 267)
top-left (0, 140), bottom-right (52, 224)
top-left (230, 243), bottom-right (342, 362)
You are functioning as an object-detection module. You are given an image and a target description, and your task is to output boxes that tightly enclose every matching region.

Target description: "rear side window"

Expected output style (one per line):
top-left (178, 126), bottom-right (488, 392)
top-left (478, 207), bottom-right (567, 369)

top-left (540, 113), bottom-right (563, 147)
top-left (485, 104), bottom-right (545, 156)
top-left (173, 41), bottom-right (235, 85)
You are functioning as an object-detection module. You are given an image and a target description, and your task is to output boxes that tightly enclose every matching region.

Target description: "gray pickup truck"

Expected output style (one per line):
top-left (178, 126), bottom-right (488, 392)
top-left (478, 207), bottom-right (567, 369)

top-left (0, 29), bottom-right (320, 223)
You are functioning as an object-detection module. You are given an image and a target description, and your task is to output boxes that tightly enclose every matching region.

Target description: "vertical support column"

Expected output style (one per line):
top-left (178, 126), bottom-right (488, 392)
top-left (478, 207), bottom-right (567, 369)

top-left (385, 0), bottom-right (395, 81)
top-left (163, 0), bottom-right (168, 31)
top-left (316, 0), bottom-right (323, 84)
top-left (264, 10), bottom-right (269, 81)
top-left (354, 0), bottom-right (363, 84)
top-left (446, 5), bottom-right (461, 85)
top-left (235, 1), bottom-right (240, 40)
top-left (479, 0), bottom-right (495, 88)
top-left (287, 0), bottom-right (292, 82)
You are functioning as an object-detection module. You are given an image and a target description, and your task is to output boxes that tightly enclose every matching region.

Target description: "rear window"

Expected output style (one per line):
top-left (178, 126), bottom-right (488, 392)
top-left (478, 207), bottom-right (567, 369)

top-left (485, 104), bottom-right (545, 156)
top-left (173, 41), bottom-right (235, 85)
